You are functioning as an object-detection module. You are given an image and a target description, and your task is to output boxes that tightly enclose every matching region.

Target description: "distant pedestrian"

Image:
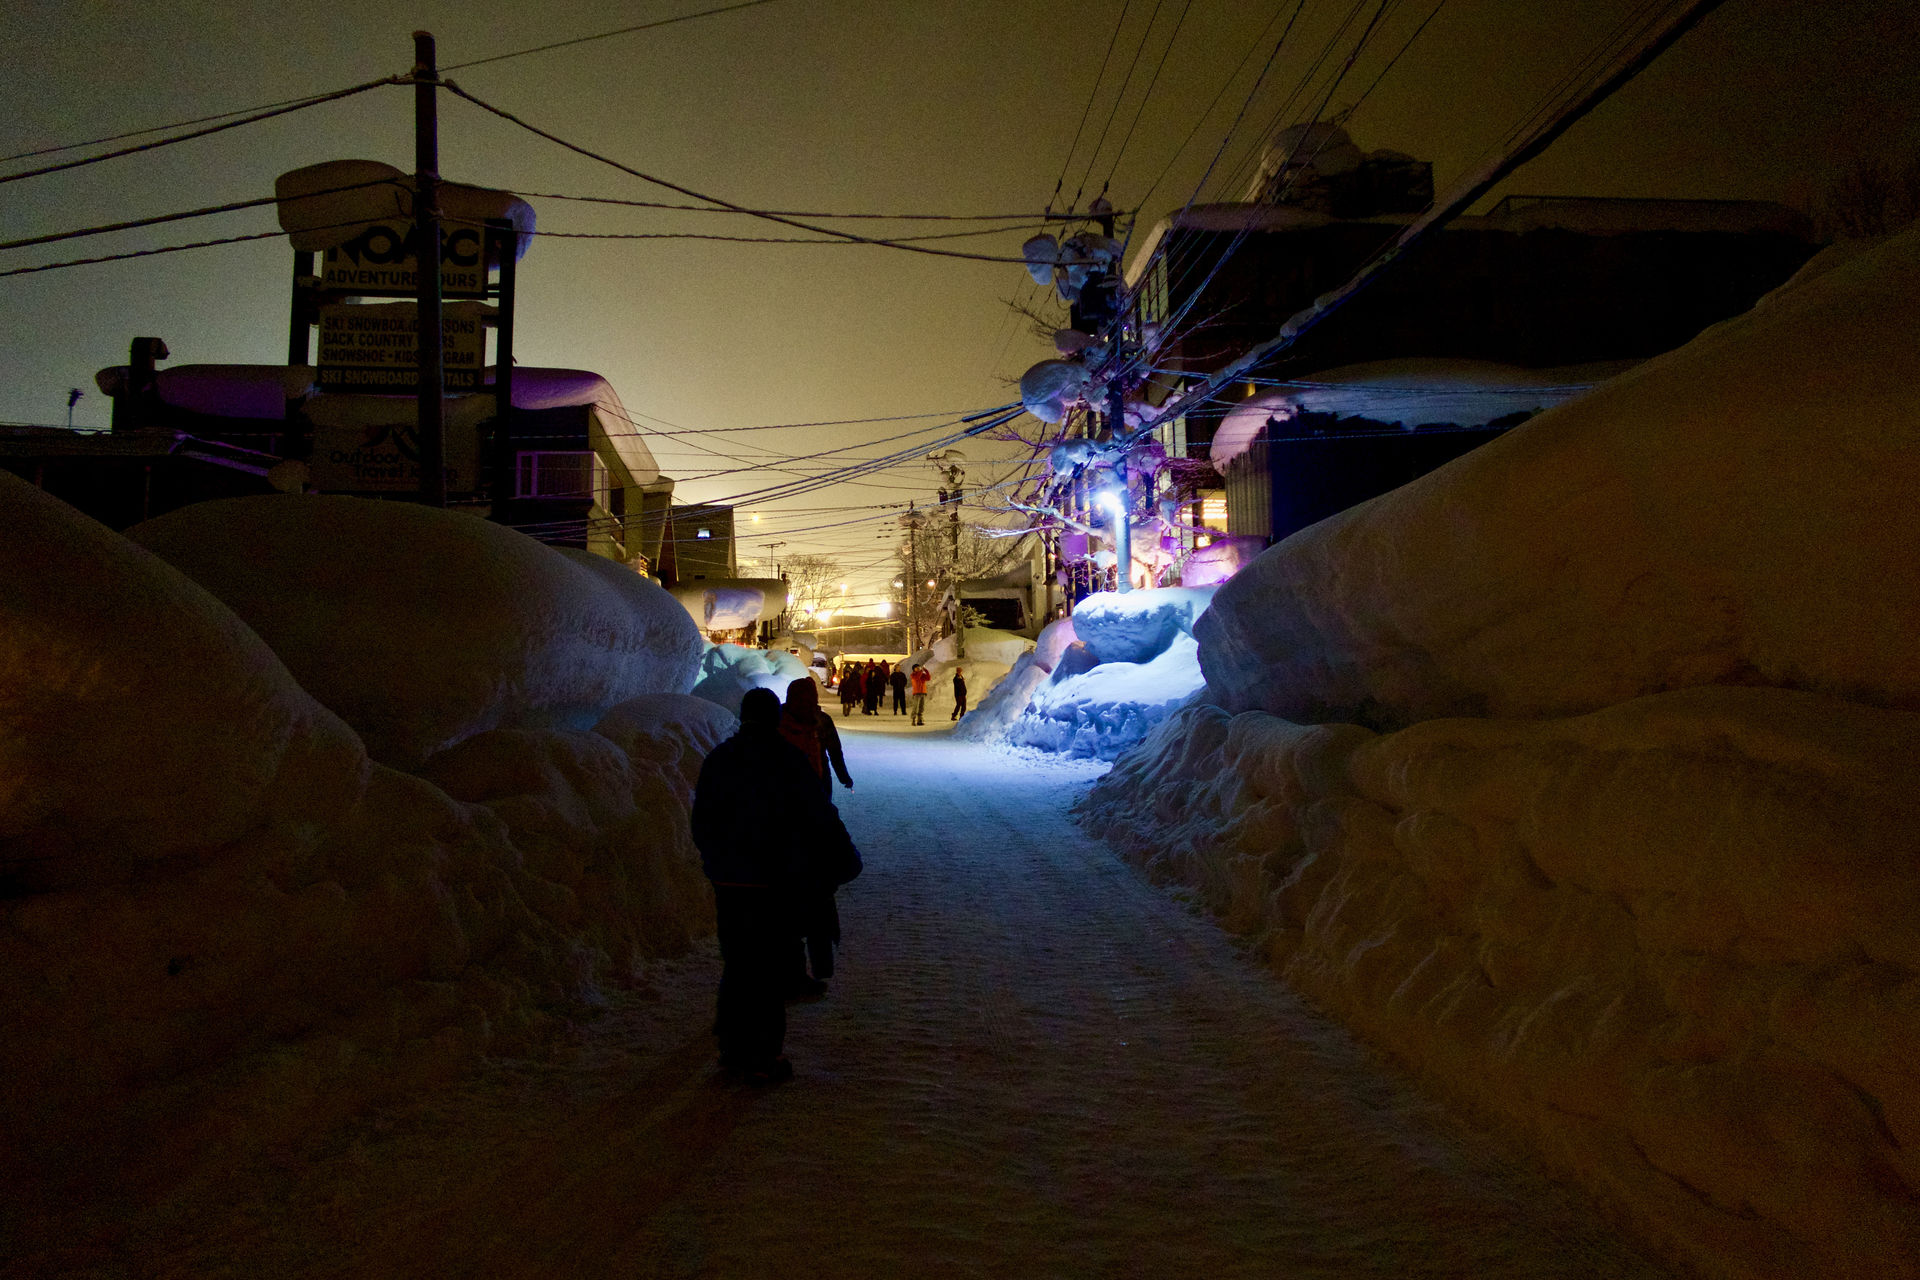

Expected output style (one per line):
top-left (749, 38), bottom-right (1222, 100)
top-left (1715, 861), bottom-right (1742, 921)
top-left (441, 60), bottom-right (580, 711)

top-left (692, 688), bottom-right (859, 1085)
top-left (951, 667), bottom-right (968, 720)
top-left (908, 663), bottom-right (931, 725)
top-left (889, 664), bottom-right (907, 714)
top-left (839, 664), bottom-right (861, 717)
top-left (862, 660), bottom-right (883, 715)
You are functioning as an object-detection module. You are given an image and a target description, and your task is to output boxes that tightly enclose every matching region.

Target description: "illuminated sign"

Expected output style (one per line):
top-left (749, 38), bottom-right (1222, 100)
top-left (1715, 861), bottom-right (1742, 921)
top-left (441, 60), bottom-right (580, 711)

top-left (320, 221), bottom-right (488, 298)
top-left (316, 302), bottom-right (487, 394)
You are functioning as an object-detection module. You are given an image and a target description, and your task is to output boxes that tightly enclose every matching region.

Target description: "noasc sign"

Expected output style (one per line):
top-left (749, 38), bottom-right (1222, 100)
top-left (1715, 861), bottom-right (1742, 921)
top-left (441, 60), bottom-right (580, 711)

top-left (321, 221), bottom-right (488, 297)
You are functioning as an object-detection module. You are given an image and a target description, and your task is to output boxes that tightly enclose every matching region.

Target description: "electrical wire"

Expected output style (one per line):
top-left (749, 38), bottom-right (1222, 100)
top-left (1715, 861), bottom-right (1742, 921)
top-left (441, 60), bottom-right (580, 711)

top-left (1049, 0), bottom-right (1136, 214)
top-left (1072, 0), bottom-right (1168, 210)
top-left (0, 76), bottom-right (403, 187)
top-left (0, 218), bottom-right (369, 280)
top-left (515, 190), bottom-right (1063, 221)
top-left (0, 177), bottom-right (407, 255)
top-left (439, 81), bottom-right (1093, 267)
top-left (1101, 0), bottom-right (1198, 195)
top-left (441, 0), bottom-right (786, 71)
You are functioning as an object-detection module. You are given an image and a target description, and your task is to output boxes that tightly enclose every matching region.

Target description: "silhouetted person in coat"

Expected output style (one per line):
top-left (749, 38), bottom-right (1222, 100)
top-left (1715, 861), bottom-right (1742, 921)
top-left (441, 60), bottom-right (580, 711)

top-left (779, 677), bottom-right (854, 993)
top-left (692, 688), bottom-right (858, 1084)
top-left (951, 668), bottom-right (968, 720)
top-left (889, 664), bottom-right (907, 714)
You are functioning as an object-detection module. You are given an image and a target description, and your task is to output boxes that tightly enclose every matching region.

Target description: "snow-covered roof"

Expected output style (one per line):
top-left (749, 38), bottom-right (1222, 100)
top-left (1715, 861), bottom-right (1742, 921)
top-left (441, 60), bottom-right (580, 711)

top-left (1208, 358), bottom-right (1636, 467)
top-left (274, 159), bottom-right (535, 259)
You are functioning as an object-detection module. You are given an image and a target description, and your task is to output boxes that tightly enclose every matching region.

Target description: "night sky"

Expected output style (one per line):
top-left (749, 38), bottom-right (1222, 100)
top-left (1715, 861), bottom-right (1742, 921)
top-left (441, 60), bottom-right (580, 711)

top-left (3, 0), bottom-right (1915, 596)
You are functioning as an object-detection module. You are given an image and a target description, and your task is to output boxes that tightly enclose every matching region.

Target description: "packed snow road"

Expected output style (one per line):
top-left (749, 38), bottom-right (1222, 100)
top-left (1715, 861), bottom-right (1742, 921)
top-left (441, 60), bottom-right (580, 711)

top-left (95, 728), bottom-right (1667, 1279)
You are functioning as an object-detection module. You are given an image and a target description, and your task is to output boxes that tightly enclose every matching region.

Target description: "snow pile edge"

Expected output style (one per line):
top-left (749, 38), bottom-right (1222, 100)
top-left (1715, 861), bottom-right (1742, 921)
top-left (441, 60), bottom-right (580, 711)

top-left (1078, 689), bottom-right (1920, 1280)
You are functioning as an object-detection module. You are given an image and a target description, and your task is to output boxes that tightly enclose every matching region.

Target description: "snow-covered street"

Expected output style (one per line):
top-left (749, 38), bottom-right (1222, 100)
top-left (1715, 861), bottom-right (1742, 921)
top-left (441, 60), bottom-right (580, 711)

top-left (46, 728), bottom-right (1670, 1278)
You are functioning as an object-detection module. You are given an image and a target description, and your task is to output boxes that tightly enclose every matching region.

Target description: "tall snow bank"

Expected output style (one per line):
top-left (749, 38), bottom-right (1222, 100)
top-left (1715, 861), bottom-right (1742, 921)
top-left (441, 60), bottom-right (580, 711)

top-left (1080, 688), bottom-right (1920, 1279)
top-left (2, 483), bottom-right (716, 1211)
top-left (690, 643), bottom-right (810, 716)
top-left (0, 471), bottom-right (367, 892)
top-left (1199, 224), bottom-right (1920, 728)
top-left (128, 497), bottom-right (703, 769)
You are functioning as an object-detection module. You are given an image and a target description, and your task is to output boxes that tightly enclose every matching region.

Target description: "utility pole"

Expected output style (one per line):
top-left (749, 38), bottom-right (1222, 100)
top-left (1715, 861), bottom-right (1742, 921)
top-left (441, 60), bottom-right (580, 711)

top-left (900, 505), bottom-right (923, 652)
top-left (1106, 378), bottom-right (1132, 593)
top-left (413, 30), bottom-right (446, 506)
top-left (488, 217), bottom-right (518, 520)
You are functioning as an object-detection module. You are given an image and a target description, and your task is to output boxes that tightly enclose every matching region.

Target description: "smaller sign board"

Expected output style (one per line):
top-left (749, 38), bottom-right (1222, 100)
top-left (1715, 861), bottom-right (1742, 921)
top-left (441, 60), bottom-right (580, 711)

top-left (320, 221), bottom-right (489, 298)
top-left (309, 412), bottom-right (478, 494)
top-left (316, 301), bottom-right (488, 395)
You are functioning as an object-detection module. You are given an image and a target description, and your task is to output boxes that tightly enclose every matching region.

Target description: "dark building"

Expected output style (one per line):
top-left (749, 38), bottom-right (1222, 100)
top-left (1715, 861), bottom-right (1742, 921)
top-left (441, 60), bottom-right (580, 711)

top-left (1126, 126), bottom-right (1822, 546)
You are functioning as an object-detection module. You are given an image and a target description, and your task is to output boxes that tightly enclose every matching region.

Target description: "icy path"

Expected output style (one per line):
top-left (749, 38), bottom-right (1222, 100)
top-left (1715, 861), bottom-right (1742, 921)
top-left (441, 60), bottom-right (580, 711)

top-left (91, 728), bottom-right (1669, 1278)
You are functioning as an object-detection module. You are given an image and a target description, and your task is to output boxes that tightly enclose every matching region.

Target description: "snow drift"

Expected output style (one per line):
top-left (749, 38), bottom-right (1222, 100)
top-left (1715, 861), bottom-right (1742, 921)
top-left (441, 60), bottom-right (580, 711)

top-left (2, 479), bottom-right (718, 1209)
top-left (128, 496), bottom-right (703, 769)
top-left (691, 643), bottom-right (812, 715)
top-left (1197, 226), bottom-right (1920, 730)
top-left (954, 592), bottom-right (1213, 760)
top-left (1083, 227), bottom-right (1920, 1280)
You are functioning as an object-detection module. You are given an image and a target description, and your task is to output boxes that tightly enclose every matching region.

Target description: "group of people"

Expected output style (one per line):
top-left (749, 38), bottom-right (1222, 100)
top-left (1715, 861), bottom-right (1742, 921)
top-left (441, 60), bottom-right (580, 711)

top-left (835, 658), bottom-right (903, 716)
top-left (833, 658), bottom-right (968, 726)
top-left (691, 678), bottom-right (860, 1086)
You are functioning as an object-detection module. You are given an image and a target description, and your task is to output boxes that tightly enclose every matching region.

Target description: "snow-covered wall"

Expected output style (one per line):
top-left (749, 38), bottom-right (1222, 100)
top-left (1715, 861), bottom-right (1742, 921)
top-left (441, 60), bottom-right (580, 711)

top-left (1198, 226), bottom-right (1920, 730)
top-left (955, 593), bottom-right (1213, 760)
top-left (3, 480), bottom-right (719, 1208)
top-left (129, 497), bottom-right (703, 769)
top-left (1081, 689), bottom-right (1920, 1279)
top-left (1081, 228), bottom-right (1920, 1280)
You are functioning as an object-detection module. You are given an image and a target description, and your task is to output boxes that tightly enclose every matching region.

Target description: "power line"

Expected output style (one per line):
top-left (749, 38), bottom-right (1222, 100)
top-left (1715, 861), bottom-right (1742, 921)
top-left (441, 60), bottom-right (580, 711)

top-left (438, 80), bottom-right (1093, 267)
top-left (1072, 0), bottom-right (1167, 210)
top-left (0, 178), bottom-right (405, 255)
top-left (1103, 0), bottom-right (1199, 194)
top-left (0, 76), bottom-right (402, 187)
top-left (1052, 0), bottom-right (1137, 213)
top-left (514, 190), bottom-right (1070, 221)
top-left (441, 0), bottom-right (786, 71)
top-left (0, 221), bottom-right (365, 281)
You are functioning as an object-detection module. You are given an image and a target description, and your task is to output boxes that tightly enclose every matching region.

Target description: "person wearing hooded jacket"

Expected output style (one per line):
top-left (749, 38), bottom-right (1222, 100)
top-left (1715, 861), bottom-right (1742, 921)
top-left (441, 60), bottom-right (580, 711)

top-left (779, 676), bottom-right (854, 994)
top-left (692, 687), bottom-right (860, 1083)
top-left (779, 676), bottom-right (853, 796)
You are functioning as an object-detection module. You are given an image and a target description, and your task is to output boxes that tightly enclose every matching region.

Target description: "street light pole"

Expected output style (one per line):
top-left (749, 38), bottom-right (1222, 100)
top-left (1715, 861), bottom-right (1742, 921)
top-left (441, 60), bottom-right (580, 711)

top-left (412, 31), bottom-right (445, 506)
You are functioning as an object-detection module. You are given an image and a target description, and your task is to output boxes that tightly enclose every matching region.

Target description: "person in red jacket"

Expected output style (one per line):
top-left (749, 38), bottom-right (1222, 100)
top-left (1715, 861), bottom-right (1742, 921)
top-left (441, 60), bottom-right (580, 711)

top-left (908, 663), bottom-right (931, 725)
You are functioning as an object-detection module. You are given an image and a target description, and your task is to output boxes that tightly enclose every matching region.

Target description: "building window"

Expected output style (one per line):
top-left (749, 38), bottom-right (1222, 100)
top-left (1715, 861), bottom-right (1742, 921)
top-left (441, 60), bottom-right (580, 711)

top-left (516, 451), bottom-right (606, 500)
top-left (696, 527), bottom-right (712, 539)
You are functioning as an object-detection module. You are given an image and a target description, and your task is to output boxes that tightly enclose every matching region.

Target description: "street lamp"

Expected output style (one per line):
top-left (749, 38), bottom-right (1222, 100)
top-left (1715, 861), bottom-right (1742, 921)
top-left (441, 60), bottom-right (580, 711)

top-left (1099, 486), bottom-right (1131, 594)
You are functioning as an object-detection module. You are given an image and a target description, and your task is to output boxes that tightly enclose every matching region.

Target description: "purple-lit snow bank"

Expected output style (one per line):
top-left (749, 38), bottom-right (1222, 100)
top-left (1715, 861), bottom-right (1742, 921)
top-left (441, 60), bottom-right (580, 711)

top-left (956, 591), bottom-right (1213, 760)
top-left (1080, 227), bottom-right (1920, 1280)
top-left (2, 479), bottom-right (722, 1207)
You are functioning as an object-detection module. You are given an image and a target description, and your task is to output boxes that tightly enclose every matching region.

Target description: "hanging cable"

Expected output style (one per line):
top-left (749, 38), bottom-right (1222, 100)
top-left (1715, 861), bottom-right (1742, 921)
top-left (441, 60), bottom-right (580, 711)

top-left (0, 177), bottom-right (407, 255)
top-left (0, 76), bottom-right (403, 187)
top-left (1102, 0), bottom-right (1198, 194)
top-left (441, 0), bottom-right (786, 71)
top-left (438, 81), bottom-right (1095, 266)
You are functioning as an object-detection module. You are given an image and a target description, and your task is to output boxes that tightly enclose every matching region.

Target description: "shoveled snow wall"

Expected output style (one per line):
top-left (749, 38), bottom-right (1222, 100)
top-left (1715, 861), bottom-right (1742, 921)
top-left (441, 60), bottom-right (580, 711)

top-left (2, 475), bottom-right (719, 1211)
top-left (961, 593), bottom-right (1212, 759)
top-left (1081, 689), bottom-right (1920, 1280)
top-left (1198, 226), bottom-right (1920, 730)
top-left (128, 496), bottom-right (705, 770)
top-left (1081, 229), bottom-right (1920, 1280)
